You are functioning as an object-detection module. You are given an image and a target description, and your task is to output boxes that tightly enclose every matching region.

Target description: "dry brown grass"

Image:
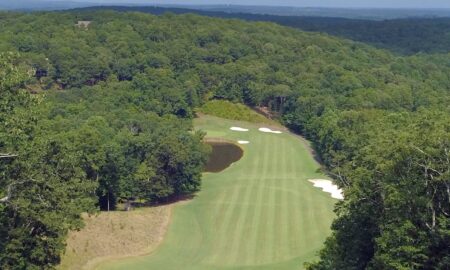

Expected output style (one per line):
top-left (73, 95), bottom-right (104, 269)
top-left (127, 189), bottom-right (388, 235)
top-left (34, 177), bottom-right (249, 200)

top-left (58, 206), bottom-right (171, 270)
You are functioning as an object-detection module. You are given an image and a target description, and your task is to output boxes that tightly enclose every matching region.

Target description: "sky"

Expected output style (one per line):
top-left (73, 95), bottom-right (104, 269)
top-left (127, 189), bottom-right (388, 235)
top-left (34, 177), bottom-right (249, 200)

top-left (46, 0), bottom-right (450, 9)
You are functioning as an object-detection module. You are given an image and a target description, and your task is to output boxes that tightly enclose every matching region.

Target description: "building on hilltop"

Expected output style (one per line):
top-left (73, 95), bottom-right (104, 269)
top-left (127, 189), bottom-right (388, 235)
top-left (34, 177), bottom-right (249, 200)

top-left (75, 21), bottom-right (91, 28)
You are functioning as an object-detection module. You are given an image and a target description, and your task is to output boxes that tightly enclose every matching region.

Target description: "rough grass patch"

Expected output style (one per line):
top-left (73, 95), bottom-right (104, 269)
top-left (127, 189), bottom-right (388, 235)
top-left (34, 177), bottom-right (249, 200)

top-left (58, 206), bottom-right (171, 270)
top-left (197, 100), bottom-right (276, 124)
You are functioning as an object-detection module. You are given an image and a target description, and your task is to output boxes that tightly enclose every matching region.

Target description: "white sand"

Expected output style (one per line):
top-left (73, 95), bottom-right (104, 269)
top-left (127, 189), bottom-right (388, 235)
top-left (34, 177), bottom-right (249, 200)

top-left (308, 179), bottom-right (344, 200)
top-left (230, 127), bottom-right (249, 132)
top-left (258, 127), bottom-right (282, 134)
top-left (238, 140), bottom-right (250, 144)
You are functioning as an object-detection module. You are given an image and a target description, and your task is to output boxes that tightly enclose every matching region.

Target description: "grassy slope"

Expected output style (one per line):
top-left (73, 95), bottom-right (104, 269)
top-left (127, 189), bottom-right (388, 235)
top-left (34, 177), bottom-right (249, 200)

top-left (59, 206), bottom-right (171, 270)
top-left (97, 115), bottom-right (336, 270)
top-left (196, 100), bottom-right (278, 126)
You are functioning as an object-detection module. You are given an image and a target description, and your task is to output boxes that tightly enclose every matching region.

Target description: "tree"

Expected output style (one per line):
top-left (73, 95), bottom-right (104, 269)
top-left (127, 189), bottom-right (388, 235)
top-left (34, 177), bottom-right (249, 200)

top-left (0, 53), bottom-right (96, 269)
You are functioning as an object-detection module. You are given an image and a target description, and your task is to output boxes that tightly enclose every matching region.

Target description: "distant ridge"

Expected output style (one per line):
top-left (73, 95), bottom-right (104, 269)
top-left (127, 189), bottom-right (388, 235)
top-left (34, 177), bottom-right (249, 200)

top-left (0, 0), bottom-right (94, 11)
top-left (3, 3), bottom-right (450, 54)
top-left (2, 1), bottom-right (450, 20)
top-left (171, 4), bottom-right (450, 20)
top-left (71, 5), bottom-right (450, 55)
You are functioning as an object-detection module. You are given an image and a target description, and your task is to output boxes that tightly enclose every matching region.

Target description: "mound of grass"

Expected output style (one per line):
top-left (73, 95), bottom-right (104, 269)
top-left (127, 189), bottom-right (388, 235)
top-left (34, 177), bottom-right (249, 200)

top-left (197, 100), bottom-right (276, 125)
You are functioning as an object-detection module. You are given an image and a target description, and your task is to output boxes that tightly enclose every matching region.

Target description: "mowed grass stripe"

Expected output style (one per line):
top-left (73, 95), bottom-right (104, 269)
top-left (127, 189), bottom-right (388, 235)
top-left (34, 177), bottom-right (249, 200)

top-left (231, 142), bottom-right (261, 264)
top-left (249, 133), bottom-right (272, 264)
top-left (292, 138), bottom-right (315, 254)
top-left (222, 169), bottom-right (255, 263)
top-left (262, 134), bottom-right (279, 264)
top-left (279, 137), bottom-right (290, 260)
top-left (271, 136), bottom-right (283, 261)
top-left (208, 184), bottom-right (229, 263)
top-left (273, 174), bottom-right (283, 260)
top-left (228, 161), bottom-right (257, 263)
top-left (268, 134), bottom-right (281, 262)
top-left (302, 171), bottom-right (318, 247)
top-left (243, 136), bottom-right (267, 265)
top-left (288, 145), bottom-right (301, 257)
top-left (215, 183), bottom-right (243, 263)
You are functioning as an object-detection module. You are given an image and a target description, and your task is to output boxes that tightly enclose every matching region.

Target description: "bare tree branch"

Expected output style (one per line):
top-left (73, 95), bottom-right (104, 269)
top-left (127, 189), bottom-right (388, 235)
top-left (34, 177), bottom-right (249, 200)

top-left (412, 145), bottom-right (430, 157)
top-left (0, 185), bottom-right (12, 204)
top-left (0, 153), bottom-right (18, 159)
top-left (0, 179), bottom-right (36, 204)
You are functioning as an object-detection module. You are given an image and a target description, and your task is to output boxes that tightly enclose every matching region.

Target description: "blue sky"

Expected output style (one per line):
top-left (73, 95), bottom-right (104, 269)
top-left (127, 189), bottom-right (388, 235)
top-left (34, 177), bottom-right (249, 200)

top-left (55, 0), bottom-right (450, 9)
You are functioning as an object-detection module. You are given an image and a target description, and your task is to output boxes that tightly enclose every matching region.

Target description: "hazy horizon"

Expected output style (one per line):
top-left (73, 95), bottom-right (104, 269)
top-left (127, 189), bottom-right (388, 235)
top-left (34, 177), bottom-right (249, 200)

top-left (24, 0), bottom-right (450, 9)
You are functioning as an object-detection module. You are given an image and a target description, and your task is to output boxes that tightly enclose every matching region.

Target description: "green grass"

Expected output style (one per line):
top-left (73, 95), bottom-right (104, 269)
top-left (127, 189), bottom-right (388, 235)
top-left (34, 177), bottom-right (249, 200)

top-left (97, 115), bottom-right (336, 270)
top-left (196, 100), bottom-right (276, 125)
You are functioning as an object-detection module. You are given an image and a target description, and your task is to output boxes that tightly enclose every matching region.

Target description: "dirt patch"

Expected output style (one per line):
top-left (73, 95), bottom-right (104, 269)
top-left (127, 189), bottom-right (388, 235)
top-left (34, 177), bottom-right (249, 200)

top-left (58, 206), bottom-right (171, 270)
top-left (253, 106), bottom-right (276, 119)
top-left (204, 141), bottom-right (244, 173)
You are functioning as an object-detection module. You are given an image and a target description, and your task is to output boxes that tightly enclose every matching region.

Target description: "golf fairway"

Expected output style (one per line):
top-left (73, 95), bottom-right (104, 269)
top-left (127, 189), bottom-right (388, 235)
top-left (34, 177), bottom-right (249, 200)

top-left (97, 116), bottom-right (336, 270)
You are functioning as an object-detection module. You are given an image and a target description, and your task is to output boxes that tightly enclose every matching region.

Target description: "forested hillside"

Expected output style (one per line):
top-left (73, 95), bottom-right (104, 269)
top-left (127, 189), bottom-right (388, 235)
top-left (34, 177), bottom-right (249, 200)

top-left (262, 17), bottom-right (450, 55)
top-left (78, 6), bottom-right (450, 55)
top-left (0, 10), bottom-right (449, 269)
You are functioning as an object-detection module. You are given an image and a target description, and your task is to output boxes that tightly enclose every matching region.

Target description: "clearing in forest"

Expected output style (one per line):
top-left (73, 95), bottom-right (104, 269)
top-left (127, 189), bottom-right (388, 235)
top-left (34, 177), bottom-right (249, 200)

top-left (97, 115), bottom-right (336, 270)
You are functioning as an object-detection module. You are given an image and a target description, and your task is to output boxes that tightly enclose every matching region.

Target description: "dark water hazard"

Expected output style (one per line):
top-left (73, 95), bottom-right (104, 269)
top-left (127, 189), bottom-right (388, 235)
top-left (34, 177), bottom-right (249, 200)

top-left (204, 142), bottom-right (244, 173)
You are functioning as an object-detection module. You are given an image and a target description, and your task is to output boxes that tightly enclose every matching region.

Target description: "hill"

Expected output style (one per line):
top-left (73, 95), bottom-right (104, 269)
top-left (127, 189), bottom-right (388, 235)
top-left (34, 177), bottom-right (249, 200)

top-left (0, 0), bottom-right (94, 11)
top-left (74, 5), bottom-right (450, 55)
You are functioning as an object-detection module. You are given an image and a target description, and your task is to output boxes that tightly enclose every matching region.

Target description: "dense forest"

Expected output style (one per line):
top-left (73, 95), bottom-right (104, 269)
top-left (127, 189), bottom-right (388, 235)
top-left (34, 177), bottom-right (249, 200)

top-left (78, 6), bottom-right (450, 55)
top-left (257, 16), bottom-right (450, 55)
top-left (0, 9), bottom-right (449, 269)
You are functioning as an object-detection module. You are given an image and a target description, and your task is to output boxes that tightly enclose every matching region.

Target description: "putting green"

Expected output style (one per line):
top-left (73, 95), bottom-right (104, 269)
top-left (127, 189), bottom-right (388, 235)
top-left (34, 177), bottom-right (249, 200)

top-left (97, 116), bottom-right (336, 270)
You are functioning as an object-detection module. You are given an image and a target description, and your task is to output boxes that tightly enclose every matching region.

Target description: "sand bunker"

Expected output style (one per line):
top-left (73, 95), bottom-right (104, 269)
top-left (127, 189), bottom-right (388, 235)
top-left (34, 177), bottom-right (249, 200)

top-left (258, 127), bottom-right (282, 134)
top-left (308, 179), bottom-right (344, 200)
top-left (238, 140), bottom-right (249, 144)
top-left (230, 127), bottom-right (249, 132)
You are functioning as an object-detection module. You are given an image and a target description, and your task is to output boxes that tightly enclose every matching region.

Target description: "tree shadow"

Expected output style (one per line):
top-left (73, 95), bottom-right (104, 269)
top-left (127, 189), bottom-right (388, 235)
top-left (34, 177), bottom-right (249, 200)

top-left (148, 194), bottom-right (197, 207)
top-left (115, 194), bottom-right (197, 211)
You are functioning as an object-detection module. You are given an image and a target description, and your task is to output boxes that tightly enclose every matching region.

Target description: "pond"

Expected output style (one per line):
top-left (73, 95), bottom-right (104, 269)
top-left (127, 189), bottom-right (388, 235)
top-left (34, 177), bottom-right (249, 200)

top-left (204, 141), bottom-right (244, 173)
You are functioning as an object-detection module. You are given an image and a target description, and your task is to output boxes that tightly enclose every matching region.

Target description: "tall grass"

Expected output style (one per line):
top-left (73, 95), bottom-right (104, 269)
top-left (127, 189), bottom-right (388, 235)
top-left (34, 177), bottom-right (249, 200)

top-left (197, 100), bottom-right (275, 124)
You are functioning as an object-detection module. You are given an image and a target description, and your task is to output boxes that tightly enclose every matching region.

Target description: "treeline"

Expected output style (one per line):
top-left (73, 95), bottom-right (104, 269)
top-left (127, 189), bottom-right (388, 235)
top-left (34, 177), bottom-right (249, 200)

top-left (0, 10), bottom-right (449, 269)
top-left (77, 5), bottom-right (450, 55)
top-left (45, 81), bottom-right (209, 209)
